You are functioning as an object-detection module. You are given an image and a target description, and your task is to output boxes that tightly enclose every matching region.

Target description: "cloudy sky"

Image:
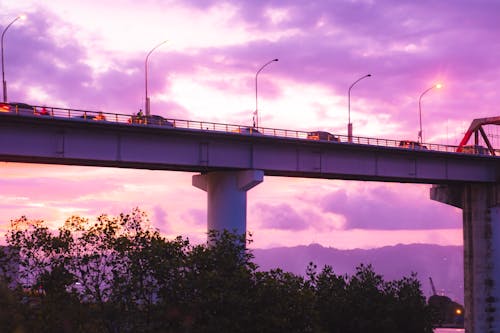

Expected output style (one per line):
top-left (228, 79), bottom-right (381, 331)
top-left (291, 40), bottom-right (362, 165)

top-left (2, 0), bottom-right (498, 249)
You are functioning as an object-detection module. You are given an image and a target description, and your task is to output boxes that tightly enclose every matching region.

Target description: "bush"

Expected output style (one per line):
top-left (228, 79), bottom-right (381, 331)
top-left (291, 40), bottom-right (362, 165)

top-left (1, 211), bottom-right (434, 332)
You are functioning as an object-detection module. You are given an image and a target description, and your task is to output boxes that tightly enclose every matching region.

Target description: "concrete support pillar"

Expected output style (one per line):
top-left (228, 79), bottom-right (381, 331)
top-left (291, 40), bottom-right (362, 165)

top-left (192, 170), bottom-right (264, 236)
top-left (431, 184), bottom-right (500, 333)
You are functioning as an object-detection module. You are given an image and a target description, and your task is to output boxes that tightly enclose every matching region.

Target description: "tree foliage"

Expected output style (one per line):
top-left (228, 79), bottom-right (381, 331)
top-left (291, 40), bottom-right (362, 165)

top-left (0, 209), bottom-right (434, 333)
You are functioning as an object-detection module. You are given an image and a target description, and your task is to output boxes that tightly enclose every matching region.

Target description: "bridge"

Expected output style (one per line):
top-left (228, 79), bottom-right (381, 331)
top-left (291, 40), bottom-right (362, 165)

top-left (1, 105), bottom-right (500, 333)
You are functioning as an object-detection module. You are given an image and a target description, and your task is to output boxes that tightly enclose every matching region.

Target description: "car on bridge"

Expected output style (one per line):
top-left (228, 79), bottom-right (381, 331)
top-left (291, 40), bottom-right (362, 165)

top-left (398, 140), bottom-right (428, 150)
top-left (78, 112), bottom-right (107, 121)
top-left (462, 144), bottom-right (489, 155)
top-left (0, 102), bottom-right (39, 116)
top-left (307, 131), bottom-right (340, 142)
top-left (129, 114), bottom-right (173, 127)
top-left (232, 126), bottom-right (261, 135)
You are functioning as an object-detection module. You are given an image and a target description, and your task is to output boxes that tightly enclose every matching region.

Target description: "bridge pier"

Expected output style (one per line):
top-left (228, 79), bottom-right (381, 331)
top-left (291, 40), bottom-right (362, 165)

top-left (431, 184), bottom-right (500, 333)
top-left (192, 170), bottom-right (264, 237)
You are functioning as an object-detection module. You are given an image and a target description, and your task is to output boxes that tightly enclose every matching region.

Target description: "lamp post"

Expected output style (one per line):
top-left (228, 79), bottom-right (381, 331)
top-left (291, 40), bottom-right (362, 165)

top-left (418, 83), bottom-right (442, 143)
top-left (254, 58), bottom-right (278, 128)
top-left (145, 40), bottom-right (167, 117)
top-left (2, 14), bottom-right (26, 102)
top-left (347, 74), bottom-right (371, 142)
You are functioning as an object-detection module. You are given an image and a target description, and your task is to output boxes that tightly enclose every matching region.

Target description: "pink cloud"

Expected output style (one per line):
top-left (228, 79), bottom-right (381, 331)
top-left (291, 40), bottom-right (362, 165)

top-left (320, 185), bottom-right (461, 230)
top-left (5, 0), bottom-right (498, 248)
top-left (254, 202), bottom-right (310, 231)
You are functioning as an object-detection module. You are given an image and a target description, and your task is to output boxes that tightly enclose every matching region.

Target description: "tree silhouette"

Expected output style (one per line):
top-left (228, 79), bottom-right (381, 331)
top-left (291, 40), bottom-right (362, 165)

top-left (1, 210), bottom-right (434, 332)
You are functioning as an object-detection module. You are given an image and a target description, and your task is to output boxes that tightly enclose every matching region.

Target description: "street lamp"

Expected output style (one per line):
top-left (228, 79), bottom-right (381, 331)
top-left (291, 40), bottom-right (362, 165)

top-left (418, 83), bottom-right (442, 143)
top-left (2, 14), bottom-right (27, 102)
top-left (145, 40), bottom-right (167, 117)
top-left (254, 58), bottom-right (278, 128)
top-left (347, 74), bottom-right (371, 142)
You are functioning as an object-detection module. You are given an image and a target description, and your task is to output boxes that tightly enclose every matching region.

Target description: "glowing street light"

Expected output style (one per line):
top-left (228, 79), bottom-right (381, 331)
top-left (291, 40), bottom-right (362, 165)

top-left (418, 83), bottom-right (442, 143)
top-left (145, 40), bottom-right (167, 117)
top-left (1, 14), bottom-right (27, 102)
top-left (254, 58), bottom-right (278, 128)
top-left (347, 74), bottom-right (371, 142)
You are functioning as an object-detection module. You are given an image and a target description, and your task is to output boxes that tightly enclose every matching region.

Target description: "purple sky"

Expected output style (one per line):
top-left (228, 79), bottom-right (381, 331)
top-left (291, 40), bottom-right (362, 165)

top-left (2, 0), bottom-right (498, 249)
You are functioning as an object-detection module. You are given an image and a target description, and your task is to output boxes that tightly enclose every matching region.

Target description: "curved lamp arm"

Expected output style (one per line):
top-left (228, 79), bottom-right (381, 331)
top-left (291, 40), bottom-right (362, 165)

top-left (254, 58), bottom-right (278, 128)
top-left (347, 73), bottom-right (371, 141)
top-left (145, 40), bottom-right (168, 116)
top-left (2, 15), bottom-right (27, 102)
top-left (418, 83), bottom-right (442, 143)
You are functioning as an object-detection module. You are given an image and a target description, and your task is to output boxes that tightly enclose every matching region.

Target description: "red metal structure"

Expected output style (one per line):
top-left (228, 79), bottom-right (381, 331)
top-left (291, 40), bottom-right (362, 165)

top-left (457, 116), bottom-right (500, 155)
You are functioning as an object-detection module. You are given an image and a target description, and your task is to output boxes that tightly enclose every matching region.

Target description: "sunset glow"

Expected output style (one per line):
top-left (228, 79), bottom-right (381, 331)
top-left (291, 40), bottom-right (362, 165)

top-left (2, 0), bottom-right (496, 250)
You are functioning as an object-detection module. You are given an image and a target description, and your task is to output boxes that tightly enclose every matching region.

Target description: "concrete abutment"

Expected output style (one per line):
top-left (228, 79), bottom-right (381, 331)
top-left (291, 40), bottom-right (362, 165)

top-left (431, 183), bottom-right (500, 333)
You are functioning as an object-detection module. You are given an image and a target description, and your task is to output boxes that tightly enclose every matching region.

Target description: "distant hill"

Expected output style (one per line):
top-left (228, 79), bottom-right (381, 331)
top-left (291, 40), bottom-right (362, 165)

top-left (252, 243), bottom-right (463, 303)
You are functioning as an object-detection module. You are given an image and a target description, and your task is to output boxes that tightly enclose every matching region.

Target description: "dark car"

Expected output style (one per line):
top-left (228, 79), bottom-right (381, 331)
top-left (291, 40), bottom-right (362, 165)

top-left (0, 102), bottom-right (37, 116)
top-left (129, 114), bottom-right (173, 127)
top-left (399, 140), bottom-right (428, 150)
top-left (307, 131), bottom-right (340, 142)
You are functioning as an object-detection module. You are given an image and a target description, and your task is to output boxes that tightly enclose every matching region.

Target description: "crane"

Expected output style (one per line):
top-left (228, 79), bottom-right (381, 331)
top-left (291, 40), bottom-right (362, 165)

top-left (429, 277), bottom-right (437, 296)
top-left (428, 276), bottom-right (465, 328)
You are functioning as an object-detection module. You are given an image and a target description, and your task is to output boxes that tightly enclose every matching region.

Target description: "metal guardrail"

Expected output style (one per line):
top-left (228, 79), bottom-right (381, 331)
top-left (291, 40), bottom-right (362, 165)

top-left (2, 104), bottom-right (497, 156)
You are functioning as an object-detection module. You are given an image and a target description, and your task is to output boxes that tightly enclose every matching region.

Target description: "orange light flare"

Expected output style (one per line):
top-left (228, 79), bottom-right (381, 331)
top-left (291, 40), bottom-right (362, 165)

top-left (0, 104), bottom-right (10, 112)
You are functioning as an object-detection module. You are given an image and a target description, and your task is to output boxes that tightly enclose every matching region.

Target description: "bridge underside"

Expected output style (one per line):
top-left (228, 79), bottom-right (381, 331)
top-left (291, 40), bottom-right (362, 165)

top-left (0, 114), bottom-right (499, 184)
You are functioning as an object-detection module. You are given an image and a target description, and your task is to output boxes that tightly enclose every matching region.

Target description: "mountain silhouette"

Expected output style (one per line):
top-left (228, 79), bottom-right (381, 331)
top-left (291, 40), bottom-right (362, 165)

top-left (253, 243), bottom-right (463, 303)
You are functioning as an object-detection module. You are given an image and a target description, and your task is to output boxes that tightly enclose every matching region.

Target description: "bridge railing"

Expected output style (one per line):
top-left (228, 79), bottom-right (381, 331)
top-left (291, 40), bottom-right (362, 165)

top-left (7, 104), bottom-right (486, 156)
